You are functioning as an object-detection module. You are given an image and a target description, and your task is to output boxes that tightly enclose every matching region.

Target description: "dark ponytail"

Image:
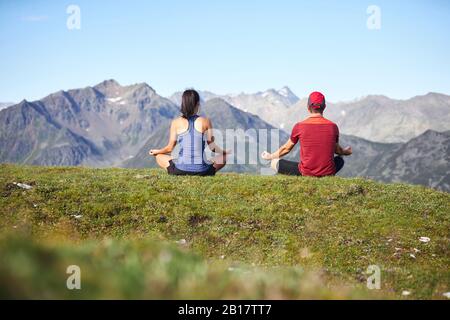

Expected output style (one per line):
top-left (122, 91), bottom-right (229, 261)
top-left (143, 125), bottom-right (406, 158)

top-left (181, 90), bottom-right (200, 119)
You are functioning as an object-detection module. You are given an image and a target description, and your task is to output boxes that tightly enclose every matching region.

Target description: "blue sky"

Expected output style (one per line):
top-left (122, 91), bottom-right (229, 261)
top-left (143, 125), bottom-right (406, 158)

top-left (1, 0), bottom-right (449, 103)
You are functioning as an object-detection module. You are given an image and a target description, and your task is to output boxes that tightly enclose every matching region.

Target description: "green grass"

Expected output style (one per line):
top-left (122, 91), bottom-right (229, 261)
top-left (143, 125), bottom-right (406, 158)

top-left (0, 164), bottom-right (449, 299)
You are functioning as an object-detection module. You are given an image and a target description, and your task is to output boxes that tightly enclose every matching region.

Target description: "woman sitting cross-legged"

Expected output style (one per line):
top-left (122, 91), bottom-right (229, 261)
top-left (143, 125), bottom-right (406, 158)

top-left (149, 89), bottom-right (229, 176)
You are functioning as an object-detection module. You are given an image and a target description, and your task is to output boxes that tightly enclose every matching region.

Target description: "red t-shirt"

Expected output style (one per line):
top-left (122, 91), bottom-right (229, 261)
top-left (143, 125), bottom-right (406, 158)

top-left (290, 115), bottom-right (339, 177)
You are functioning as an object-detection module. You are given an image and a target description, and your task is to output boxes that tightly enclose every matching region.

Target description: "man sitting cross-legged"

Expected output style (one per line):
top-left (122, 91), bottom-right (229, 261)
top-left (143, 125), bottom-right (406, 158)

top-left (261, 91), bottom-right (352, 176)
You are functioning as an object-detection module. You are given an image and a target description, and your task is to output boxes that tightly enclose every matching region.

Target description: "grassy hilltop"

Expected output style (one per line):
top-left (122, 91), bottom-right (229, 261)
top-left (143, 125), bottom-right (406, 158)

top-left (0, 164), bottom-right (449, 299)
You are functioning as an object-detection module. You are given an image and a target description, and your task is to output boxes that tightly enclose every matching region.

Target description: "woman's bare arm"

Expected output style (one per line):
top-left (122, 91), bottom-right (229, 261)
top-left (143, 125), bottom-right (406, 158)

top-left (149, 120), bottom-right (178, 156)
top-left (205, 118), bottom-right (228, 154)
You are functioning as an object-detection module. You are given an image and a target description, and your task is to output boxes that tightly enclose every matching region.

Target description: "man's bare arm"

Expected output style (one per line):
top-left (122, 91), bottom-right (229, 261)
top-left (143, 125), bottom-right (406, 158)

top-left (261, 139), bottom-right (296, 160)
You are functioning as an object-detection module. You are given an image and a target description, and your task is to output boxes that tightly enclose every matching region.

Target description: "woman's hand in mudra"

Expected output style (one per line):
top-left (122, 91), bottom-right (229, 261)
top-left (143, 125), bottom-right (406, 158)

top-left (149, 149), bottom-right (160, 156)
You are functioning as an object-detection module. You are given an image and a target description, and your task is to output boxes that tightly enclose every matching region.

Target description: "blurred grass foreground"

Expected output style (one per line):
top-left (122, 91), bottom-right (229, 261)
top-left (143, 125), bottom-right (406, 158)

top-left (0, 164), bottom-right (449, 299)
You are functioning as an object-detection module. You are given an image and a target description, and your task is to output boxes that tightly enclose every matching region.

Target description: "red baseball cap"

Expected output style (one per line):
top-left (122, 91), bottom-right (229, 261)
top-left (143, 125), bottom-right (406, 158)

top-left (308, 91), bottom-right (326, 109)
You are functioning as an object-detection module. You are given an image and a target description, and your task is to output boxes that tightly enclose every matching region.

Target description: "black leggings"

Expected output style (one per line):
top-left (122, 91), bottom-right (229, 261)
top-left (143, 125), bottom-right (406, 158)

top-left (277, 156), bottom-right (345, 176)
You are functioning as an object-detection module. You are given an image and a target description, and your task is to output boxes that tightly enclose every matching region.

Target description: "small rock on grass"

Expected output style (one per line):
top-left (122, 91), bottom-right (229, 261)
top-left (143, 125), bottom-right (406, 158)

top-left (402, 291), bottom-right (411, 296)
top-left (419, 237), bottom-right (430, 243)
top-left (13, 182), bottom-right (32, 190)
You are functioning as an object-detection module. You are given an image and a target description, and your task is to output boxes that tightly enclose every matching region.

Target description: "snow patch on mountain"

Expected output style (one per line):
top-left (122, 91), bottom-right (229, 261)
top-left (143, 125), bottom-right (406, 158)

top-left (107, 97), bottom-right (123, 103)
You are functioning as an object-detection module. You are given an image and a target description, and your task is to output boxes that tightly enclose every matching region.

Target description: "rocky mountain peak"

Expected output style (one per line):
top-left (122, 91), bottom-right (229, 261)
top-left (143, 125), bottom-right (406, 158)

top-left (127, 82), bottom-right (157, 99)
top-left (93, 79), bottom-right (122, 95)
top-left (278, 86), bottom-right (299, 104)
top-left (17, 99), bottom-right (33, 108)
top-left (98, 79), bottom-right (120, 87)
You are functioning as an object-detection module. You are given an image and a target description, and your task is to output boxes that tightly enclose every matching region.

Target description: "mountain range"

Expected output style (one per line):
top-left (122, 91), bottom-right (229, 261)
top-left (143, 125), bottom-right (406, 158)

top-left (0, 80), bottom-right (178, 166)
top-left (1, 80), bottom-right (449, 191)
top-left (170, 89), bottom-right (450, 143)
